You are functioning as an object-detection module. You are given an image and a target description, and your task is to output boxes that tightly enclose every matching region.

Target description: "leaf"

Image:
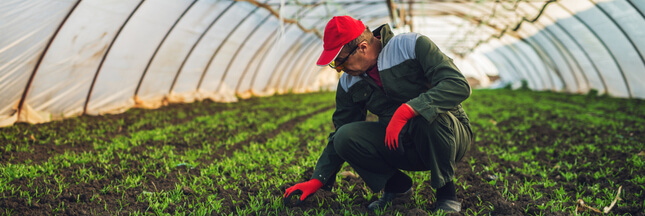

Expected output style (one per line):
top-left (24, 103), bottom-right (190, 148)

top-left (339, 171), bottom-right (358, 178)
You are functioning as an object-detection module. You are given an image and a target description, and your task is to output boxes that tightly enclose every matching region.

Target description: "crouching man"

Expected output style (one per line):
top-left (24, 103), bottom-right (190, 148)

top-left (283, 16), bottom-right (473, 213)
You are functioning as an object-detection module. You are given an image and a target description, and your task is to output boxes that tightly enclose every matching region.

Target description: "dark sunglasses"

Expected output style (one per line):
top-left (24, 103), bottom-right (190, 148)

top-left (329, 41), bottom-right (363, 72)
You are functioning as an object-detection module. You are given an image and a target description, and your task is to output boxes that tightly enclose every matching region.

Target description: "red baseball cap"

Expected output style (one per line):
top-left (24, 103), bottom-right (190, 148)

top-left (316, 16), bottom-right (365, 66)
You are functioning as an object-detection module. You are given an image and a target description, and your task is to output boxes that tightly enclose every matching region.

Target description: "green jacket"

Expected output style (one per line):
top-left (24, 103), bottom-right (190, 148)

top-left (312, 24), bottom-right (472, 187)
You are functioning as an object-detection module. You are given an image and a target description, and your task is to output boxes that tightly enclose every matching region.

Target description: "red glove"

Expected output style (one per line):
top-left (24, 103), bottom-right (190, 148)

top-left (385, 104), bottom-right (416, 150)
top-left (283, 179), bottom-right (323, 206)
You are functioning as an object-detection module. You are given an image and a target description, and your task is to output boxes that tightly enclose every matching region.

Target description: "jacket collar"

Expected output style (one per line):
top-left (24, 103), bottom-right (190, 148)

top-left (372, 24), bottom-right (395, 49)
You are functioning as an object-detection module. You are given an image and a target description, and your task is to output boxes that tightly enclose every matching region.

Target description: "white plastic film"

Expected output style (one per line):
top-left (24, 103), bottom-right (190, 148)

top-left (595, 0), bottom-right (645, 99)
top-left (23, 0), bottom-right (143, 121)
top-left (2, 0), bottom-right (645, 127)
top-left (223, 15), bottom-right (277, 96)
top-left (523, 30), bottom-right (570, 91)
top-left (201, 8), bottom-right (270, 100)
top-left (137, 0), bottom-right (232, 104)
top-left (85, 0), bottom-right (195, 115)
top-left (171, 2), bottom-right (242, 102)
top-left (235, 22), bottom-right (281, 96)
top-left (511, 40), bottom-right (555, 91)
top-left (552, 4), bottom-right (628, 97)
top-left (0, 0), bottom-right (76, 126)
top-left (253, 28), bottom-right (305, 94)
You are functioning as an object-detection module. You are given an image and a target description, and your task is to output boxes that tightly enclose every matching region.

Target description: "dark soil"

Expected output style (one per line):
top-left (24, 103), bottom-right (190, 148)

top-left (1, 92), bottom-right (644, 215)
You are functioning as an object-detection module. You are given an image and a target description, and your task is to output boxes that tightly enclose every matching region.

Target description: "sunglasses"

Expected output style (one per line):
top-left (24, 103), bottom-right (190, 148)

top-left (329, 41), bottom-right (363, 72)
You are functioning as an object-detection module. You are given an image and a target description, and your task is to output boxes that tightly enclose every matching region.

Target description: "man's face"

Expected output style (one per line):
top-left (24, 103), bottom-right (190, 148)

top-left (331, 41), bottom-right (366, 76)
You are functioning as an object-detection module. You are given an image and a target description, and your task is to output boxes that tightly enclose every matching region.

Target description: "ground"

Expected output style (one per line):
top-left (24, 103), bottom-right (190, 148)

top-left (1, 89), bottom-right (644, 215)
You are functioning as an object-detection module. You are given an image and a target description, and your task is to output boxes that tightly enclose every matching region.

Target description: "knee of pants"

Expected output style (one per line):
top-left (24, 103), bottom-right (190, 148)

top-left (332, 124), bottom-right (359, 159)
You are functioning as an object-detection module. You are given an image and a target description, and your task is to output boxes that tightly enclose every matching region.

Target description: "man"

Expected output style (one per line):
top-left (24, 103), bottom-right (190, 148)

top-left (283, 16), bottom-right (473, 213)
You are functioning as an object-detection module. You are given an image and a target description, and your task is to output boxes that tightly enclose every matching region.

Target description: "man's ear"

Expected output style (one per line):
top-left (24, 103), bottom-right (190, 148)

top-left (358, 41), bottom-right (368, 54)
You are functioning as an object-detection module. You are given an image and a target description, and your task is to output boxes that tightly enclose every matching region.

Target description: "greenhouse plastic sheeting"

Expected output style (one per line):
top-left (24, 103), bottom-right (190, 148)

top-left (1, 0), bottom-right (644, 127)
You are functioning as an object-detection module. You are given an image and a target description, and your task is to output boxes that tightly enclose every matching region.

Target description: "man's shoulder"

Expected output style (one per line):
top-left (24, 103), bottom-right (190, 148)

top-left (338, 73), bottom-right (364, 92)
top-left (378, 33), bottom-right (422, 70)
top-left (391, 32), bottom-right (421, 42)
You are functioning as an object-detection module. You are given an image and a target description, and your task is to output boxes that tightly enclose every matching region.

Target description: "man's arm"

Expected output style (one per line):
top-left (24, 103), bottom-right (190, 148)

top-left (311, 82), bottom-right (366, 186)
top-left (406, 35), bottom-right (471, 123)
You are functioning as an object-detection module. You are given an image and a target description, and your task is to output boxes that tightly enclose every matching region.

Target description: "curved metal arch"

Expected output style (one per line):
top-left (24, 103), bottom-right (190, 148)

top-left (465, 2), bottom-right (592, 93)
top-left (245, 1), bottom-right (368, 93)
top-left (543, 16), bottom-right (608, 94)
top-left (168, 1), bottom-right (237, 94)
top-left (556, 1), bottom-right (631, 97)
top-left (255, 3), bottom-right (381, 93)
top-left (410, 7), bottom-right (542, 88)
top-left (287, 37), bottom-right (322, 90)
top-left (251, 26), bottom-right (315, 93)
top-left (494, 44), bottom-right (535, 89)
top-left (17, 0), bottom-right (82, 119)
top-left (261, 31), bottom-right (311, 92)
top-left (282, 9), bottom-right (389, 91)
top-left (418, 2), bottom-right (558, 90)
top-left (243, 24), bottom-right (310, 93)
top-left (428, 2), bottom-right (517, 53)
top-left (248, 28), bottom-right (303, 92)
top-left (627, 0), bottom-right (645, 19)
top-left (294, 41), bottom-right (324, 91)
top-left (215, 12), bottom-right (273, 92)
top-left (84, 0), bottom-right (145, 114)
top-left (134, 0), bottom-right (197, 98)
top-left (508, 26), bottom-right (562, 91)
top-left (234, 23), bottom-right (282, 93)
top-left (465, 0), bottom-right (557, 56)
top-left (285, 40), bottom-right (321, 91)
top-left (271, 35), bottom-right (319, 91)
top-left (235, 4), bottom-right (320, 93)
top-left (520, 35), bottom-right (565, 91)
top-left (525, 3), bottom-right (594, 93)
top-left (240, 0), bottom-right (324, 38)
top-left (495, 43), bottom-right (539, 90)
top-left (293, 18), bottom-right (389, 93)
top-left (512, 5), bottom-right (571, 91)
top-left (441, 4), bottom-right (555, 90)
top-left (412, 1), bottom-right (530, 51)
top-left (413, 3), bottom-right (502, 54)
top-left (505, 41), bottom-right (550, 90)
top-left (484, 51), bottom-right (521, 83)
top-left (515, 4), bottom-right (583, 92)
top-left (593, 0), bottom-right (645, 85)
top-left (536, 29), bottom-right (587, 92)
top-left (511, 24), bottom-right (564, 91)
top-left (197, 1), bottom-right (267, 91)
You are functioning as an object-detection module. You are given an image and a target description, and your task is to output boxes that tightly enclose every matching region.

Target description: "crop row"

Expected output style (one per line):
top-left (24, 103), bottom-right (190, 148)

top-left (460, 89), bottom-right (644, 215)
top-left (1, 89), bottom-right (644, 215)
top-left (0, 92), bottom-right (338, 215)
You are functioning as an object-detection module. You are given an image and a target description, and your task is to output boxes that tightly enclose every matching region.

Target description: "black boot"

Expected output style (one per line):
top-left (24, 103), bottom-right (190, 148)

top-left (367, 188), bottom-right (412, 210)
top-left (433, 199), bottom-right (462, 213)
top-left (433, 181), bottom-right (461, 213)
top-left (368, 171), bottom-right (413, 210)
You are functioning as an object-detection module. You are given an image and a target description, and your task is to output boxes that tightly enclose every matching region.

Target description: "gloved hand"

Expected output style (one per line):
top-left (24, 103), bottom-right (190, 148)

top-left (283, 179), bottom-right (323, 206)
top-left (385, 104), bottom-right (416, 150)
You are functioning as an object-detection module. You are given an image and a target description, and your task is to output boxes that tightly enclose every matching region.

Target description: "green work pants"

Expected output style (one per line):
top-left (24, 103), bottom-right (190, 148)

top-left (333, 112), bottom-right (471, 191)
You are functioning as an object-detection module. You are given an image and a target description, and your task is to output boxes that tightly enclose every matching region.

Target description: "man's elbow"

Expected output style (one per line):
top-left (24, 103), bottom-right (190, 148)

top-left (462, 79), bottom-right (472, 99)
top-left (452, 78), bottom-right (471, 101)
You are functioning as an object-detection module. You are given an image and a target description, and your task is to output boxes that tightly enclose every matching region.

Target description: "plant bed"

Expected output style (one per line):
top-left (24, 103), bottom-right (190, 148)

top-left (1, 89), bottom-right (644, 215)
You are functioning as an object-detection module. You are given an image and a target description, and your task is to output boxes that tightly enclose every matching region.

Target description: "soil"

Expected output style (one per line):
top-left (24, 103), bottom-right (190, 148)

top-left (1, 95), bottom-right (644, 215)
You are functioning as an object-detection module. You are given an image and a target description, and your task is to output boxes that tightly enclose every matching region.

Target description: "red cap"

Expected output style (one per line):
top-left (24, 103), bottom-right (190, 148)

top-left (316, 16), bottom-right (365, 66)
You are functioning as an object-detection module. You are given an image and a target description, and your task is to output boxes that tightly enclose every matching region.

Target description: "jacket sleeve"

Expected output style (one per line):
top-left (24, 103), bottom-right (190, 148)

top-left (311, 82), bottom-right (366, 186)
top-left (406, 35), bottom-right (471, 123)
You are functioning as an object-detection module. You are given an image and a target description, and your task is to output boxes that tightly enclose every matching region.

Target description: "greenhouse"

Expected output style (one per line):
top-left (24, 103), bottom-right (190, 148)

top-left (1, 0), bottom-right (643, 215)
